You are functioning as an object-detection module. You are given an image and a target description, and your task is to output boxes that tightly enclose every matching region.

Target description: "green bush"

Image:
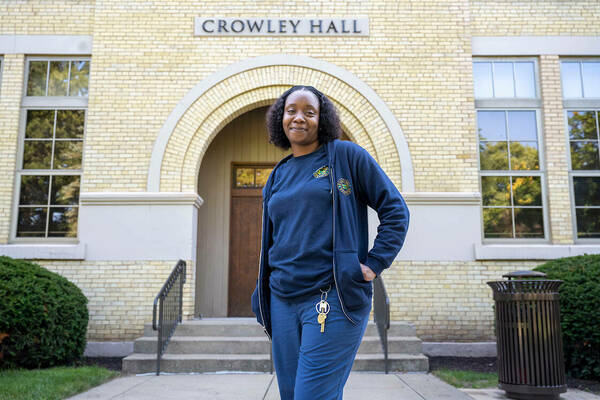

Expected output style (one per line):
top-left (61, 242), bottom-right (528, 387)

top-left (534, 254), bottom-right (600, 380)
top-left (0, 256), bottom-right (88, 369)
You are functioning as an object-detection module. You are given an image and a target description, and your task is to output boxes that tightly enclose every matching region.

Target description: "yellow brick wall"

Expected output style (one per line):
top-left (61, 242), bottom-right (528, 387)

top-left (540, 55), bottom-right (574, 244)
top-left (470, 1), bottom-right (600, 36)
top-left (0, 55), bottom-right (24, 244)
top-left (1, 0), bottom-right (599, 342)
top-left (81, 0), bottom-right (477, 193)
top-left (0, 1), bottom-right (95, 35)
top-left (33, 258), bottom-right (546, 342)
top-left (38, 260), bottom-right (195, 341)
top-left (468, 0), bottom-right (600, 244)
top-left (384, 259), bottom-right (544, 341)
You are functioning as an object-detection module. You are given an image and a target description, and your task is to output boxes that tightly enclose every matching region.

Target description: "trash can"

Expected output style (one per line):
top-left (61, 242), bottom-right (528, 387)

top-left (487, 270), bottom-right (567, 400)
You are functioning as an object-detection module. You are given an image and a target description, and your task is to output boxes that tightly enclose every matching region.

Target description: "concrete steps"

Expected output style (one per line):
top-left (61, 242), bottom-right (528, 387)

top-left (132, 335), bottom-right (423, 355)
top-left (122, 318), bottom-right (429, 374)
top-left (123, 353), bottom-right (273, 375)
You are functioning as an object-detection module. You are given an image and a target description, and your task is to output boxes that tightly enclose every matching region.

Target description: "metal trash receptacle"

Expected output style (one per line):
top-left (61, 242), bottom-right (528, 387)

top-left (487, 270), bottom-right (567, 400)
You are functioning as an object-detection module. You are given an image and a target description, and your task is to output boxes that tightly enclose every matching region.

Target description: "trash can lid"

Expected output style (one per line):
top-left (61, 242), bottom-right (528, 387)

top-left (503, 270), bottom-right (547, 280)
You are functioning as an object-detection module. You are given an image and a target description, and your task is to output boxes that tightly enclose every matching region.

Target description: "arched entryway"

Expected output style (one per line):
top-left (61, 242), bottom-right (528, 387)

top-left (195, 107), bottom-right (351, 317)
top-left (148, 54), bottom-right (415, 318)
top-left (148, 55), bottom-right (414, 194)
top-left (195, 107), bottom-right (287, 317)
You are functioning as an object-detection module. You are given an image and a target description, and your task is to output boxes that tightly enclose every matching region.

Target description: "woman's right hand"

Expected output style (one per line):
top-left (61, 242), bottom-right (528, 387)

top-left (360, 263), bottom-right (376, 281)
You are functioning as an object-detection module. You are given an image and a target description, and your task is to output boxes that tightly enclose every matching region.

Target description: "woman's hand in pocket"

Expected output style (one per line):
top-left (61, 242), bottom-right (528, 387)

top-left (360, 263), bottom-right (376, 281)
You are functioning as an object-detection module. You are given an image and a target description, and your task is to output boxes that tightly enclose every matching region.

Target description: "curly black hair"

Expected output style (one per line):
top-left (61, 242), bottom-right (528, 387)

top-left (266, 85), bottom-right (341, 150)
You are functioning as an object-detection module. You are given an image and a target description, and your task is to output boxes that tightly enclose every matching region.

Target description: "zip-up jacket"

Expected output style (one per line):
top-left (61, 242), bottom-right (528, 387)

top-left (251, 139), bottom-right (410, 339)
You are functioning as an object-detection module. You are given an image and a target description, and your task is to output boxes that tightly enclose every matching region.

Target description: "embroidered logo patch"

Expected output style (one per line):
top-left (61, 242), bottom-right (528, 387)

top-left (313, 165), bottom-right (329, 178)
top-left (337, 178), bottom-right (352, 196)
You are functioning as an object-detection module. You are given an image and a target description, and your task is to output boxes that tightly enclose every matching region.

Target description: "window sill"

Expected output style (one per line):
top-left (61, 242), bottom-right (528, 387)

top-left (474, 243), bottom-right (600, 260)
top-left (0, 243), bottom-right (85, 260)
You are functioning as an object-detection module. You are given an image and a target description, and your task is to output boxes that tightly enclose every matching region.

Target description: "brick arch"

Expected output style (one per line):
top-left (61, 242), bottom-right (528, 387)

top-left (177, 87), bottom-right (375, 192)
top-left (148, 55), bottom-right (414, 192)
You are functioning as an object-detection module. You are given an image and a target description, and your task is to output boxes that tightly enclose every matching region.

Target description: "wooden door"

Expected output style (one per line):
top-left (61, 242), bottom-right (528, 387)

top-left (228, 164), bottom-right (273, 316)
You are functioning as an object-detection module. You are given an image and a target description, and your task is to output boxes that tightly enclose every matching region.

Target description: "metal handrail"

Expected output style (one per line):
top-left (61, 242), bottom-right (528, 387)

top-left (373, 275), bottom-right (390, 373)
top-left (152, 260), bottom-right (186, 375)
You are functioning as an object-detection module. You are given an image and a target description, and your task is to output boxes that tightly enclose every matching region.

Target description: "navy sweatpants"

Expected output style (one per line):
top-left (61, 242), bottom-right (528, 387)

top-left (270, 285), bottom-right (371, 400)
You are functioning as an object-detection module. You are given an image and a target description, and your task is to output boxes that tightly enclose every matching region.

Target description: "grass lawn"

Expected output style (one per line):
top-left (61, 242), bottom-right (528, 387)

top-left (0, 366), bottom-right (119, 400)
top-left (432, 369), bottom-right (498, 389)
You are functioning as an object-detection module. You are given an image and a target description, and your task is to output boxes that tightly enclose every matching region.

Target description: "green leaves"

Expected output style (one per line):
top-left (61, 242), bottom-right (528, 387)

top-left (0, 256), bottom-right (88, 369)
top-left (535, 255), bottom-right (600, 381)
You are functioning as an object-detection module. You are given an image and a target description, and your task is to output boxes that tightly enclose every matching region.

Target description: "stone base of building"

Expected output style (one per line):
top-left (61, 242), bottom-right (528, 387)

top-left (84, 342), bottom-right (134, 358)
top-left (83, 340), bottom-right (497, 359)
top-left (422, 342), bottom-right (497, 358)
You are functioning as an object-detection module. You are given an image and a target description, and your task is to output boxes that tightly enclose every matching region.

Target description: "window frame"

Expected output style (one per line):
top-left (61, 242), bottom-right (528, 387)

top-left (23, 56), bottom-right (91, 102)
top-left (561, 57), bottom-right (600, 242)
top-left (560, 57), bottom-right (600, 101)
top-left (473, 57), bottom-right (541, 102)
top-left (564, 109), bottom-right (600, 243)
top-left (231, 163), bottom-right (275, 189)
top-left (477, 108), bottom-right (550, 243)
top-left (474, 57), bottom-right (550, 243)
top-left (11, 56), bottom-right (90, 243)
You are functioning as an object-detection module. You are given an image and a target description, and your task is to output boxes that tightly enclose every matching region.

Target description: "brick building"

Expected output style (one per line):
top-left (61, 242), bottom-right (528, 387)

top-left (1, 1), bottom-right (599, 357)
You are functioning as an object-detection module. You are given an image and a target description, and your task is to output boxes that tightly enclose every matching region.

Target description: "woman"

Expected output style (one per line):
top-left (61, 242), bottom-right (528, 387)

top-left (251, 85), bottom-right (409, 399)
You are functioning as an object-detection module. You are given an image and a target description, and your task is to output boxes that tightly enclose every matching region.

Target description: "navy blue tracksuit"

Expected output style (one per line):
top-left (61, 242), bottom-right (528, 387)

top-left (251, 139), bottom-right (409, 399)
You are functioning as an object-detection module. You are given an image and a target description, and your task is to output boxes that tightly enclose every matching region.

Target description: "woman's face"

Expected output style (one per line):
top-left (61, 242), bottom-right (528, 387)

top-left (282, 89), bottom-right (320, 149)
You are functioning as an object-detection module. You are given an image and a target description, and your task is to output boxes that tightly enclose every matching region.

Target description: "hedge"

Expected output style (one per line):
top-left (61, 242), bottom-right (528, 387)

top-left (535, 254), bottom-right (600, 380)
top-left (0, 256), bottom-right (88, 369)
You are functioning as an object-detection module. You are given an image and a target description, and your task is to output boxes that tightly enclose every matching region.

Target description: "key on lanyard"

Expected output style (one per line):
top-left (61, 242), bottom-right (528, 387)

top-left (315, 287), bottom-right (331, 333)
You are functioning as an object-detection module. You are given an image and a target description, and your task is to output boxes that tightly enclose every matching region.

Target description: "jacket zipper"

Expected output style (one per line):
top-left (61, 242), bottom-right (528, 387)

top-left (256, 154), bottom-right (292, 341)
top-left (330, 163), bottom-right (356, 325)
top-left (257, 199), bottom-right (271, 340)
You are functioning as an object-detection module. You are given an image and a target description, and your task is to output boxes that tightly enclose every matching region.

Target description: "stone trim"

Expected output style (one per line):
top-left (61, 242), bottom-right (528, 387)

top-left (80, 192), bottom-right (204, 208)
top-left (472, 36), bottom-right (600, 56)
top-left (403, 192), bottom-right (481, 206)
top-left (0, 243), bottom-right (85, 260)
top-left (474, 244), bottom-right (600, 260)
top-left (0, 35), bottom-right (92, 55)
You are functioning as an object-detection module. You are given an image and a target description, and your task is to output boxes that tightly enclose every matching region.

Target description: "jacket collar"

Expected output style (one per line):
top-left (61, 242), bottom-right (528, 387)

top-left (263, 139), bottom-right (339, 200)
top-left (326, 138), bottom-right (337, 169)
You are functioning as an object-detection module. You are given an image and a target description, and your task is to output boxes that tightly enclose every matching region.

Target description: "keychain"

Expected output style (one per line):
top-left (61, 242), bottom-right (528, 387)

top-left (315, 286), bottom-right (331, 333)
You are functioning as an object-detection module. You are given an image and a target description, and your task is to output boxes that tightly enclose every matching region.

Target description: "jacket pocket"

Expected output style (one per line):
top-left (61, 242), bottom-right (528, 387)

top-left (250, 282), bottom-right (264, 326)
top-left (335, 250), bottom-right (372, 311)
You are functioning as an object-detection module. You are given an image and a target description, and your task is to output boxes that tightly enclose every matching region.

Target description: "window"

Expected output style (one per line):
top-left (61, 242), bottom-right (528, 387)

top-left (26, 59), bottom-right (89, 97)
top-left (13, 57), bottom-right (90, 240)
top-left (561, 60), bottom-right (600, 99)
top-left (474, 58), bottom-right (547, 240)
top-left (562, 59), bottom-right (600, 239)
top-left (473, 60), bottom-right (537, 99)
top-left (233, 165), bottom-right (273, 188)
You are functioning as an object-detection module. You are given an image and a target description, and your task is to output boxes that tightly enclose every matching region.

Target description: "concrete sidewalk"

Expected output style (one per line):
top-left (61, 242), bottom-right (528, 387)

top-left (463, 388), bottom-right (599, 400)
top-left (68, 372), bottom-right (599, 400)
